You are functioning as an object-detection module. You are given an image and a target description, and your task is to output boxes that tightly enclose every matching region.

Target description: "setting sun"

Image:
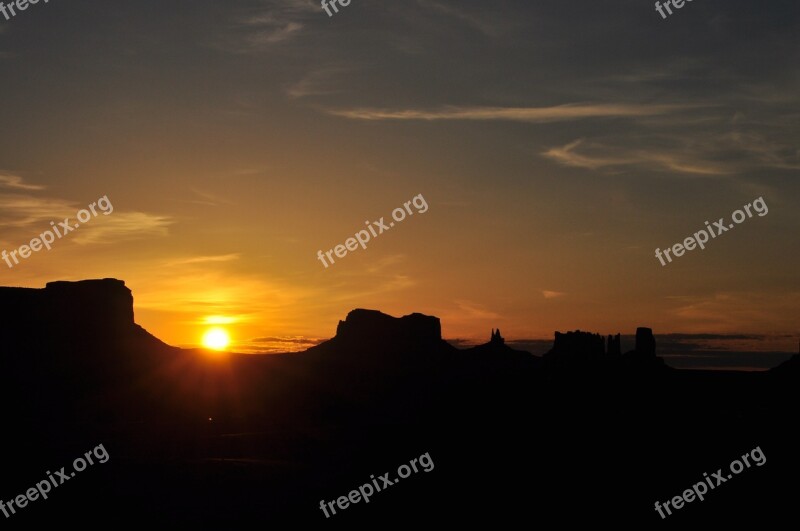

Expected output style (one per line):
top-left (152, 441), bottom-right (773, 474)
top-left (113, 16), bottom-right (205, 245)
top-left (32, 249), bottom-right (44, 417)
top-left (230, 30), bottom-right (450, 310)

top-left (202, 327), bottom-right (231, 351)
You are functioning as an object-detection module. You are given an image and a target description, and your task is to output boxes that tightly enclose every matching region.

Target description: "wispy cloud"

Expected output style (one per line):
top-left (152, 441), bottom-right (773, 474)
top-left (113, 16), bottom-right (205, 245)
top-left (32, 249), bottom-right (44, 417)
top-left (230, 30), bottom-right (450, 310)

top-left (542, 139), bottom-right (732, 176)
top-left (247, 21), bottom-right (303, 45)
top-left (0, 174), bottom-right (45, 191)
top-left (431, 300), bottom-right (503, 337)
top-left (72, 212), bottom-right (173, 244)
top-left (364, 254), bottom-right (406, 274)
top-left (666, 291), bottom-right (800, 334)
top-left (325, 274), bottom-right (417, 303)
top-left (165, 254), bottom-right (241, 267)
top-left (251, 336), bottom-right (323, 345)
top-left (453, 300), bottom-right (501, 320)
top-left (0, 187), bottom-right (172, 245)
top-left (543, 129), bottom-right (800, 176)
top-left (328, 103), bottom-right (695, 123)
top-left (172, 188), bottom-right (235, 207)
top-left (286, 65), bottom-right (354, 99)
top-left (542, 140), bottom-right (643, 171)
top-left (222, 0), bottom-right (317, 52)
top-left (416, 0), bottom-right (505, 37)
top-left (0, 194), bottom-right (75, 227)
top-left (727, 131), bottom-right (800, 171)
top-left (543, 290), bottom-right (565, 299)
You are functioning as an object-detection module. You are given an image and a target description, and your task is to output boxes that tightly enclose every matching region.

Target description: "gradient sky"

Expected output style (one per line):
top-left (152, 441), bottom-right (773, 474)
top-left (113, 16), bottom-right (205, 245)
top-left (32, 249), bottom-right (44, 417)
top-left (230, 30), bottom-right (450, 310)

top-left (0, 1), bottom-right (798, 365)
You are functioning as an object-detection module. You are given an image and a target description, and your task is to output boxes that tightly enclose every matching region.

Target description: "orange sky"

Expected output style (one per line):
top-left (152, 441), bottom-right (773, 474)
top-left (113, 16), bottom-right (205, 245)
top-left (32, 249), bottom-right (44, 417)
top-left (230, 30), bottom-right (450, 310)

top-left (0, 0), bottom-right (797, 355)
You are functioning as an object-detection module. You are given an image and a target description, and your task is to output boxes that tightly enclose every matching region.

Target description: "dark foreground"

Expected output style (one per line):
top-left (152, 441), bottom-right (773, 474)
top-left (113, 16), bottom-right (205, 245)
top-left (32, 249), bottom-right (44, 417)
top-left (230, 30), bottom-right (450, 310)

top-left (1, 281), bottom-right (797, 527)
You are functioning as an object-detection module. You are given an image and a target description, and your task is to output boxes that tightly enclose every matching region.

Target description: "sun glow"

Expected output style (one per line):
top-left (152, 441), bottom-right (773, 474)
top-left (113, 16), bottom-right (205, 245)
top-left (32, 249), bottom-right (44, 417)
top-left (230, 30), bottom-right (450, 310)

top-left (202, 327), bottom-right (231, 350)
top-left (204, 315), bottom-right (238, 325)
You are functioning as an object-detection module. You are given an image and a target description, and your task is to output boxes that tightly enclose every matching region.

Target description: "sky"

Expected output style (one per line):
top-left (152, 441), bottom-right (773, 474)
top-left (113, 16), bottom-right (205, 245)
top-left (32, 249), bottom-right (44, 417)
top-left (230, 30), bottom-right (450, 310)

top-left (0, 0), bottom-right (798, 367)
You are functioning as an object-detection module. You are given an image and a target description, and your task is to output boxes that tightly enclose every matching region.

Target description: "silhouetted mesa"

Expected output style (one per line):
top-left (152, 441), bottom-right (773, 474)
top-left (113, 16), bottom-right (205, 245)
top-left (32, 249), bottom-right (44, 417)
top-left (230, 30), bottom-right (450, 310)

top-left (0, 279), bottom-right (177, 429)
top-left (544, 328), bottom-right (663, 371)
top-left (0, 278), bottom-right (171, 354)
top-left (313, 309), bottom-right (454, 360)
top-left (548, 330), bottom-right (605, 357)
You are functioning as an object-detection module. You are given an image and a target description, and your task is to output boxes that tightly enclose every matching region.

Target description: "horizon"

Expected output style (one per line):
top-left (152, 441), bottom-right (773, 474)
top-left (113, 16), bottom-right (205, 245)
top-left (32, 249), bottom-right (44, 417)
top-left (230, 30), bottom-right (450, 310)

top-left (1, 0), bottom-right (798, 370)
top-left (2, 277), bottom-right (796, 371)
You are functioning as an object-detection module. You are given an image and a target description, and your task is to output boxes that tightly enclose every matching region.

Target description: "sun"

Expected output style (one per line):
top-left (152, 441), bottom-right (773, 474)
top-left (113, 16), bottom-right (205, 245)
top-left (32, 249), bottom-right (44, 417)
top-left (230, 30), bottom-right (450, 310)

top-left (202, 327), bottom-right (231, 351)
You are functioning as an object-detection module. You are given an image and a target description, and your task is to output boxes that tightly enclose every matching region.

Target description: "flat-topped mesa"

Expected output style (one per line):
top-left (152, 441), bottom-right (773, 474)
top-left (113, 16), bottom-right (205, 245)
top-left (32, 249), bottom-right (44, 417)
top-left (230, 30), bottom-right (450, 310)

top-left (549, 330), bottom-right (605, 358)
top-left (333, 309), bottom-right (443, 351)
top-left (45, 279), bottom-right (135, 332)
top-left (0, 279), bottom-right (137, 349)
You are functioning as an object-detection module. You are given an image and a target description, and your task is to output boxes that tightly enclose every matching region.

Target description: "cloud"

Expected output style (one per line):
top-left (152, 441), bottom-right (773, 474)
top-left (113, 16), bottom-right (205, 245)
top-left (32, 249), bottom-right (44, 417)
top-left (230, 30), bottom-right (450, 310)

top-left (542, 139), bottom-right (733, 176)
top-left (317, 256), bottom-right (417, 304)
top-left (220, 0), bottom-right (317, 52)
top-left (251, 336), bottom-right (323, 345)
top-left (416, 0), bottom-right (505, 37)
top-left (660, 333), bottom-right (765, 341)
top-left (543, 126), bottom-right (800, 176)
top-left (234, 336), bottom-right (325, 354)
top-left (0, 194), bottom-right (76, 227)
top-left (246, 21), bottom-right (303, 45)
top-left (286, 66), bottom-right (353, 99)
top-left (453, 300), bottom-right (501, 320)
top-left (442, 338), bottom-right (475, 347)
top-left (542, 290), bottom-right (565, 299)
top-left (326, 274), bottom-right (417, 303)
top-left (0, 174), bottom-right (45, 191)
top-left (327, 103), bottom-right (695, 123)
top-left (666, 291), bottom-right (800, 334)
top-left (542, 140), bottom-right (641, 170)
top-left (727, 131), bottom-right (800, 171)
top-left (0, 189), bottom-right (173, 247)
top-left (172, 188), bottom-right (235, 207)
top-left (165, 254), bottom-right (241, 266)
top-left (364, 254), bottom-right (406, 274)
top-left (654, 332), bottom-right (797, 370)
top-left (71, 212), bottom-right (173, 244)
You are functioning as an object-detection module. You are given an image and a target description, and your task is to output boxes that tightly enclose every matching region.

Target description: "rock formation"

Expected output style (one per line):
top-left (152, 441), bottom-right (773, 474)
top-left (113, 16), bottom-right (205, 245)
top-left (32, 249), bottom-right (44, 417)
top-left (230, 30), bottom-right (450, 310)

top-left (607, 333), bottom-right (621, 356)
top-left (318, 309), bottom-right (454, 362)
top-left (635, 327), bottom-right (656, 357)
top-left (0, 278), bottom-right (171, 356)
top-left (490, 328), bottom-right (505, 345)
top-left (549, 330), bottom-right (605, 357)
